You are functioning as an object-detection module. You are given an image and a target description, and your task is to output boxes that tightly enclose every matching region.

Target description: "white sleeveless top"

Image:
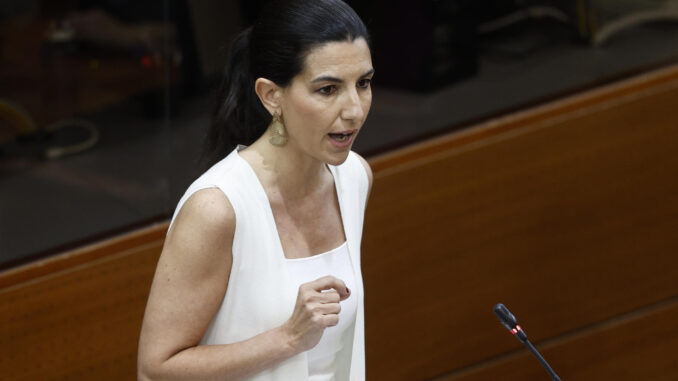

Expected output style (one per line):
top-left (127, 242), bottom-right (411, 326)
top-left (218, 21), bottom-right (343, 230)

top-left (169, 147), bottom-right (369, 380)
top-left (286, 242), bottom-right (357, 380)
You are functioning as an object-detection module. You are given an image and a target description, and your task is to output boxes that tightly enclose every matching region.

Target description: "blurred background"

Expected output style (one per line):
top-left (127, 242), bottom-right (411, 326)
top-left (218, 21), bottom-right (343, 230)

top-left (1, 1), bottom-right (678, 379)
top-left (2, 0), bottom-right (678, 267)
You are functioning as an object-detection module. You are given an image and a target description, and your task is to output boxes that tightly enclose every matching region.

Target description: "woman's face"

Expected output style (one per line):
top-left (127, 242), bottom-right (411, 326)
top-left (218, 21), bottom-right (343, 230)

top-left (279, 37), bottom-right (373, 166)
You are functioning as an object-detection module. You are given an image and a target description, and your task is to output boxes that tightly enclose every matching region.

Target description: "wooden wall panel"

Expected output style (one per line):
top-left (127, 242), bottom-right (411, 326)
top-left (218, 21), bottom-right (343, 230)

top-left (0, 237), bottom-right (164, 380)
top-left (362, 67), bottom-right (678, 380)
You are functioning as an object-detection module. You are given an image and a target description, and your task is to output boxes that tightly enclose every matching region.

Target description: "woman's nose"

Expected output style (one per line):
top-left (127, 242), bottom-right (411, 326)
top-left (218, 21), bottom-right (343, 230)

top-left (341, 89), bottom-right (365, 121)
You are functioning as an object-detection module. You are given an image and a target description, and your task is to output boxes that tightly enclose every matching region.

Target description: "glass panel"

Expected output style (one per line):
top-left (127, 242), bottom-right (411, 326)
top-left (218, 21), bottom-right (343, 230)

top-left (2, 0), bottom-right (678, 269)
top-left (1, 1), bottom-right (177, 266)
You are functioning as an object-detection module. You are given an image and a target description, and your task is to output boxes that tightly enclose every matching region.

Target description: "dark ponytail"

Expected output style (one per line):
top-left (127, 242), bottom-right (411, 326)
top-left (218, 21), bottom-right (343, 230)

top-left (204, 27), bottom-right (269, 165)
top-left (203, 0), bottom-right (369, 167)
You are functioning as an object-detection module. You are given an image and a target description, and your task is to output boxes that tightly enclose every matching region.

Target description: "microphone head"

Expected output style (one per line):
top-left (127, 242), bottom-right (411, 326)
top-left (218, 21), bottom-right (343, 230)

top-left (493, 303), bottom-right (519, 330)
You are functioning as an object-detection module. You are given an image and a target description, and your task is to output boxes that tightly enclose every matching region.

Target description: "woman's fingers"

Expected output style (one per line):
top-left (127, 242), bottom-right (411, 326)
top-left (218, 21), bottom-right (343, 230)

top-left (322, 314), bottom-right (340, 327)
top-left (311, 300), bottom-right (341, 315)
top-left (303, 275), bottom-right (350, 301)
top-left (298, 276), bottom-right (349, 326)
top-left (321, 290), bottom-right (341, 303)
top-left (284, 276), bottom-right (350, 351)
top-left (308, 303), bottom-right (340, 327)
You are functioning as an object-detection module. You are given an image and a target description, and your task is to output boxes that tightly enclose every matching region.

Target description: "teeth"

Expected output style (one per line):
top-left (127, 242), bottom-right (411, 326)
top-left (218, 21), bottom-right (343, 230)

top-left (330, 132), bottom-right (352, 142)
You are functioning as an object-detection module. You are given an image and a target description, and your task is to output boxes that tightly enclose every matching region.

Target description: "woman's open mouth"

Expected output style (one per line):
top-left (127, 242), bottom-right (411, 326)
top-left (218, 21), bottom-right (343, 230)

top-left (328, 130), bottom-right (356, 148)
top-left (329, 132), bottom-right (352, 142)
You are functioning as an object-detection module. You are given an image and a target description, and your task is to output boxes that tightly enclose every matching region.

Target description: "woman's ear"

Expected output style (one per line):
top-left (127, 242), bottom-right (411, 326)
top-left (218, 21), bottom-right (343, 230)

top-left (254, 78), bottom-right (283, 115)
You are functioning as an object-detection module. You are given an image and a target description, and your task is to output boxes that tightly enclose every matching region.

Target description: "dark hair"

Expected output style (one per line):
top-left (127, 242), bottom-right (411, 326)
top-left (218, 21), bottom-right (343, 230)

top-left (203, 0), bottom-right (369, 166)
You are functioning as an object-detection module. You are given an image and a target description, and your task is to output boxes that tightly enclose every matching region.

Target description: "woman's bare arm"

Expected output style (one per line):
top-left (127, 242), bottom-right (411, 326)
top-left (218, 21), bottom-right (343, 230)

top-left (137, 188), bottom-right (297, 381)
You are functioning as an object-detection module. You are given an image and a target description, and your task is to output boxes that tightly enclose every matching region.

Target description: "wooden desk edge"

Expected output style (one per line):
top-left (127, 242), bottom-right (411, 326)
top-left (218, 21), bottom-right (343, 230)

top-left (0, 221), bottom-right (170, 289)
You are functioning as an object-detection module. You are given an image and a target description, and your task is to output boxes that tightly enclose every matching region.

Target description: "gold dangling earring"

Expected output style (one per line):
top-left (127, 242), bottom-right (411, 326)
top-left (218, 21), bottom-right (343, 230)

top-left (268, 111), bottom-right (288, 146)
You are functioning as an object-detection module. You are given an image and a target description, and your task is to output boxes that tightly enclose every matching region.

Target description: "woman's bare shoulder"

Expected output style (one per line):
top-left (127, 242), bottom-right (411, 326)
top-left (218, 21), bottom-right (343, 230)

top-left (165, 187), bottom-right (235, 263)
top-left (173, 188), bottom-right (234, 231)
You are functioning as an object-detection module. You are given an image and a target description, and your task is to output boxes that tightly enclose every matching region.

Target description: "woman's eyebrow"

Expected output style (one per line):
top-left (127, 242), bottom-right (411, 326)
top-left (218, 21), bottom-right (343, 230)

top-left (311, 68), bottom-right (375, 84)
top-left (360, 68), bottom-right (375, 77)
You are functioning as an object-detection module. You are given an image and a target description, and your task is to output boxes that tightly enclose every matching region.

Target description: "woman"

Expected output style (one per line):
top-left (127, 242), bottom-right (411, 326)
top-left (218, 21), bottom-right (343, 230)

top-left (137, 0), bottom-right (374, 380)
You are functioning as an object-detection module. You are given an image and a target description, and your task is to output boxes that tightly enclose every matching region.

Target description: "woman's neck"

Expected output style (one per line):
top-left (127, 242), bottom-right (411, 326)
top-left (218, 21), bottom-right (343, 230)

top-left (242, 137), bottom-right (330, 199)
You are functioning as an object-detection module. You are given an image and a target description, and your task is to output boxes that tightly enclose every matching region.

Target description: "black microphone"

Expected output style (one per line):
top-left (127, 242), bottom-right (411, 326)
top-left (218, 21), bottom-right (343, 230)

top-left (493, 303), bottom-right (561, 381)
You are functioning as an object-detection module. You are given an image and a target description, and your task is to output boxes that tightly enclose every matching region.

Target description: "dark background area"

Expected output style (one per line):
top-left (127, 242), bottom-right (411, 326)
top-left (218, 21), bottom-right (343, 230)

top-left (2, 0), bottom-right (678, 268)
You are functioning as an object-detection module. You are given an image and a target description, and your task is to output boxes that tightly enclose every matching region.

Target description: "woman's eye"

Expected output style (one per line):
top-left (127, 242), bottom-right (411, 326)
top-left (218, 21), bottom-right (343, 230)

top-left (357, 78), bottom-right (371, 89)
top-left (318, 85), bottom-right (337, 95)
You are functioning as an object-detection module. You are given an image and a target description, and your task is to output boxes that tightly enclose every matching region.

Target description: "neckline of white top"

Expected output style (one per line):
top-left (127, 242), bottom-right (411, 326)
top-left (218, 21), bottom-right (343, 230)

top-left (284, 241), bottom-right (348, 262)
top-left (234, 146), bottom-right (350, 263)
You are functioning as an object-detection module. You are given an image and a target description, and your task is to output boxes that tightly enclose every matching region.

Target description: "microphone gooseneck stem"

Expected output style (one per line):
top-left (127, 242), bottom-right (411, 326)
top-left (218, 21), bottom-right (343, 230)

top-left (493, 304), bottom-right (561, 381)
top-left (524, 340), bottom-right (561, 381)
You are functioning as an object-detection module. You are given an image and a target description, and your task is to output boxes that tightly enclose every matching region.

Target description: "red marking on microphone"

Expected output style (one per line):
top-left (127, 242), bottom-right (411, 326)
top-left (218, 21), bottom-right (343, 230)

top-left (510, 325), bottom-right (522, 335)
